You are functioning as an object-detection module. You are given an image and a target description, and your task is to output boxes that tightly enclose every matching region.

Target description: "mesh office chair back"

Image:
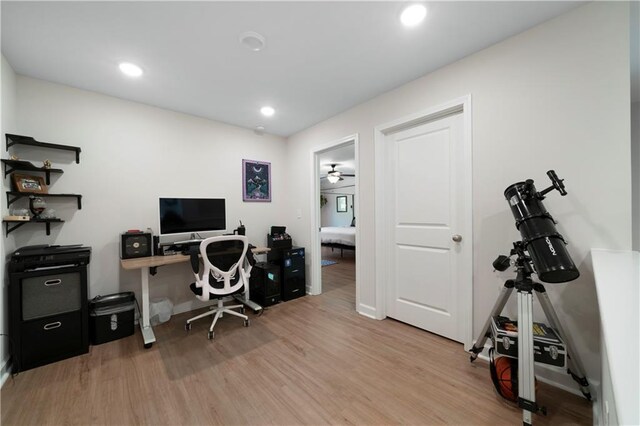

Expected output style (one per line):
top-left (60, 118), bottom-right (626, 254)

top-left (191, 235), bottom-right (249, 301)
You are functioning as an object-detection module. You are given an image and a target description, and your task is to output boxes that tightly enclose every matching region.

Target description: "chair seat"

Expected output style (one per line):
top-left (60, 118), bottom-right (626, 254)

top-left (189, 282), bottom-right (245, 298)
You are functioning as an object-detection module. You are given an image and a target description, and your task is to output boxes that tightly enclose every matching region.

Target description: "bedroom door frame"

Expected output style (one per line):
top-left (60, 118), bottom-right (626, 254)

top-left (309, 134), bottom-right (360, 302)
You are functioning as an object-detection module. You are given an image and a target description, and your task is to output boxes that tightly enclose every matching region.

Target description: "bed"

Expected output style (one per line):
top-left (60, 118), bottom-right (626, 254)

top-left (320, 226), bottom-right (356, 256)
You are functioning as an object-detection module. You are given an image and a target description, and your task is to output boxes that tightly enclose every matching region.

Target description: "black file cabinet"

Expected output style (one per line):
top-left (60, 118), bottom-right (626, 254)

top-left (9, 265), bottom-right (89, 372)
top-left (279, 247), bottom-right (306, 301)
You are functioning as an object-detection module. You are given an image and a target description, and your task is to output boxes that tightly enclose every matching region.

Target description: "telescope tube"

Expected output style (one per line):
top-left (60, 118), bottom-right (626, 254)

top-left (504, 181), bottom-right (579, 283)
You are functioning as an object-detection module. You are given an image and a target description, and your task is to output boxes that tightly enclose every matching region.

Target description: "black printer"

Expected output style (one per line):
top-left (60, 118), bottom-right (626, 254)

top-left (9, 244), bottom-right (91, 272)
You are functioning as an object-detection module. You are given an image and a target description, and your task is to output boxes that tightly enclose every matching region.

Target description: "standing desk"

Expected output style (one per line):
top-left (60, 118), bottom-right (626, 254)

top-left (120, 246), bottom-right (269, 348)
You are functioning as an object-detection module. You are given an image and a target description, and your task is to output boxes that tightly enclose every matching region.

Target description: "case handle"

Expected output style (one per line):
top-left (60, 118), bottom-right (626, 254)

top-left (43, 321), bottom-right (62, 330)
top-left (44, 279), bottom-right (62, 286)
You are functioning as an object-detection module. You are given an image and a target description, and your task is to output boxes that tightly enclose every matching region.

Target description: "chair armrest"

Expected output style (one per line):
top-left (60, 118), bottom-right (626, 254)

top-left (189, 246), bottom-right (200, 274)
top-left (247, 244), bottom-right (257, 267)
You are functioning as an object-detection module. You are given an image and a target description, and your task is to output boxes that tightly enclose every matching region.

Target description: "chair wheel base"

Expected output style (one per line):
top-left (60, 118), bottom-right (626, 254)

top-left (207, 331), bottom-right (214, 340)
top-left (185, 322), bottom-right (192, 331)
top-left (243, 319), bottom-right (250, 327)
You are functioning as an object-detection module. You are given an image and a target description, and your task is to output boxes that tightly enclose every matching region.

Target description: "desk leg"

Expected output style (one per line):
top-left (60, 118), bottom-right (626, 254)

top-left (140, 267), bottom-right (156, 348)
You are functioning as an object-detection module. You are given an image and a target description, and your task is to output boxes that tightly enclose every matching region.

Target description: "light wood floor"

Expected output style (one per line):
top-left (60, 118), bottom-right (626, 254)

top-left (1, 249), bottom-right (591, 425)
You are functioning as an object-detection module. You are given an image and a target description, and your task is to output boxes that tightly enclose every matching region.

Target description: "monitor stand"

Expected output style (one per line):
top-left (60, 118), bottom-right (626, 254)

top-left (159, 233), bottom-right (203, 248)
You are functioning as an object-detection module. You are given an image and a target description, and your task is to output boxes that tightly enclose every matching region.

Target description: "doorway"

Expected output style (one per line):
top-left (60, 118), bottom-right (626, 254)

top-left (374, 96), bottom-right (473, 348)
top-left (310, 135), bottom-right (360, 310)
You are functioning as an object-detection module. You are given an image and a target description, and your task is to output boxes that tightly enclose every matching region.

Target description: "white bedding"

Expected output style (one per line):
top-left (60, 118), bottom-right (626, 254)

top-left (320, 226), bottom-right (356, 247)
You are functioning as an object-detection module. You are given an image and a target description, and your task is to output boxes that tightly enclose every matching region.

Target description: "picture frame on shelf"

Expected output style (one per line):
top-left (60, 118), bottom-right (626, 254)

top-left (12, 173), bottom-right (48, 194)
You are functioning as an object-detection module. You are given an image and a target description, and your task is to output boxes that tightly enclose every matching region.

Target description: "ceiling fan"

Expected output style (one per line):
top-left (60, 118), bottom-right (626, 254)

top-left (322, 164), bottom-right (355, 184)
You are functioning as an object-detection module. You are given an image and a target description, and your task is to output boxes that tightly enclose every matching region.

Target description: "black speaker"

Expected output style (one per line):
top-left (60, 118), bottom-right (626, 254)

top-left (120, 231), bottom-right (152, 259)
top-left (249, 262), bottom-right (281, 307)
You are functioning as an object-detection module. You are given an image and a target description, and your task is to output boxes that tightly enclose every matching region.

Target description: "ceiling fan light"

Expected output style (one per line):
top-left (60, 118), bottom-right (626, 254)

top-left (327, 175), bottom-right (340, 184)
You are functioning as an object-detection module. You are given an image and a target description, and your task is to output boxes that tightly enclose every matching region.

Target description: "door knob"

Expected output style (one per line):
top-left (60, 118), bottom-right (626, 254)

top-left (452, 234), bottom-right (463, 242)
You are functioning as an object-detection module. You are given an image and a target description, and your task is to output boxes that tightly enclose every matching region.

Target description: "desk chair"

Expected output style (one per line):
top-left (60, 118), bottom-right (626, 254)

top-left (186, 235), bottom-right (251, 339)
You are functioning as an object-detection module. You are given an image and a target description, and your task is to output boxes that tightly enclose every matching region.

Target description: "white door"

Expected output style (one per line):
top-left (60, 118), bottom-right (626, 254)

top-left (383, 113), bottom-right (468, 342)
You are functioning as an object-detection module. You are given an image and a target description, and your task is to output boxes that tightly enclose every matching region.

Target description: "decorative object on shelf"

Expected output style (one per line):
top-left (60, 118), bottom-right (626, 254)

top-left (29, 196), bottom-right (47, 217)
top-left (12, 173), bottom-right (48, 194)
top-left (337, 195), bottom-right (348, 212)
top-left (9, 154), bottom-right (19, 161)
top-left (43, 159), bottom-right (52, 169)
top-left (320, 194), bottom-right (328, 208)
top-left (10, 208), bottom-right (30, 217)
top-left (242, 159), bottom-right (271, 202)
top-left (40, 208), bottom-right (56, 219)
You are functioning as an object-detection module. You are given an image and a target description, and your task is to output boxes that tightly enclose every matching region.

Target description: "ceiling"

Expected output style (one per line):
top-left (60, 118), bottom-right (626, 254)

top-left (2, 2), bottom-right (586, 136)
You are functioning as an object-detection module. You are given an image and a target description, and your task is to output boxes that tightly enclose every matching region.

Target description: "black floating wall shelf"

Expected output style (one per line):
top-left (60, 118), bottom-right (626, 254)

top-left (6, 192), bottom-right (82, 209)
top-left (3, 218), bottom-right (64, 237)
top-left (1, 159), bottom-right (64, 185)
top-left (6, 134), bottom-right (82, 163)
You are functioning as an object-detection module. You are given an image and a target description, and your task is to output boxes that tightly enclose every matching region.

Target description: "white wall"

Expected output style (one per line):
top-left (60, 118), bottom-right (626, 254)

top-left (8, 76), bottom-right (287, 314)
top-left (1, 55), bottom-right (17, 382)
top-left (632, 102), bottom-right (639, 251)
top-left (286, 1), bottom-right (631, 390)
top-left (321, 186), bottom-right (354, 227)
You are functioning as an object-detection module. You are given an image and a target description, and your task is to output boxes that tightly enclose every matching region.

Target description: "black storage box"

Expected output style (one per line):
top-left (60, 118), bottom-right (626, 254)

top-left (89, 292), bottom-right (136, 345)
top-left (250, 262), bottom-right (281, 307)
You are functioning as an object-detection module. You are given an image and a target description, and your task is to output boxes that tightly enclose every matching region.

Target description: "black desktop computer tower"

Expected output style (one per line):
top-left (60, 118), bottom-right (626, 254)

top-left (279, 247), bottom-right (306, 301)
top-left (249, 262), bottom-right (281, 307)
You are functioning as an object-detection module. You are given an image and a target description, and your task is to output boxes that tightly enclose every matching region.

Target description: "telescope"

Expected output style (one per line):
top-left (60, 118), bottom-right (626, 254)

top-left (471, 170), bottom-right (591, 425)
top-left (494, 170), bottom-right (579, 284)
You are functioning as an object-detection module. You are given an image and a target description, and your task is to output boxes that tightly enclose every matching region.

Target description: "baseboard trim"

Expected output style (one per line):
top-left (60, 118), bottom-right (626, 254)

top-left (357, 303), bottom-right (377, 319)
top-left (1, 357), bottom-right (11, 388)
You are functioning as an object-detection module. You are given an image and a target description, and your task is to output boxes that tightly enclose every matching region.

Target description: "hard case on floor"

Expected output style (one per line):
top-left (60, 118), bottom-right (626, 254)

top-left (491, 316), bottom-right (566, 368)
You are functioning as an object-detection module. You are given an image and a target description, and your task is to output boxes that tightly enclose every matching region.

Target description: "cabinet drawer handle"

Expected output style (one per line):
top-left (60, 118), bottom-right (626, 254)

top-left (43, 321), bottom-right (62, 330)
top-left (44, 279), bottom-right (62, 286)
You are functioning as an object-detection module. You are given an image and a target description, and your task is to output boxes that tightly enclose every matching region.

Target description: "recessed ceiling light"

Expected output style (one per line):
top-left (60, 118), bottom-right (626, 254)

top-left (400, 4), bottom-right (427, 27)
top-left (119, 62), bottom-right (143, 77)
top-left (240, 31), bottom-right (266, 52)
top-left (260, 106), bottom-right (275, 117)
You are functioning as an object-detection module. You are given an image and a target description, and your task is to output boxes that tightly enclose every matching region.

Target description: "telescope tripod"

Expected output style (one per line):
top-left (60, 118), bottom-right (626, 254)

top-left (469, 244), bottom-right (591, 426)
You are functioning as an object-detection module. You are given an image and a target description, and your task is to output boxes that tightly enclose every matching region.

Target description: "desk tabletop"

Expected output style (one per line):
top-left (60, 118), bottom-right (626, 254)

top-left (120, 246), bottom-right (270, 270)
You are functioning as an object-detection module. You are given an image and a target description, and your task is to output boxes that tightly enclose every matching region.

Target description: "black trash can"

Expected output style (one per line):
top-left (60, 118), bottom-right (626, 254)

top-left (89, 292), bottom-right (136, 345)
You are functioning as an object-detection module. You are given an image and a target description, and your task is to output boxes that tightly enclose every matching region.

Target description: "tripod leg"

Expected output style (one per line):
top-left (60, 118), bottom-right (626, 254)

top-left (518, 290), bottom-right (537, 426)
top-left (470, 280), bottom-right (515, 361)
top-left (535, 285), bottom-right (592, 400)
